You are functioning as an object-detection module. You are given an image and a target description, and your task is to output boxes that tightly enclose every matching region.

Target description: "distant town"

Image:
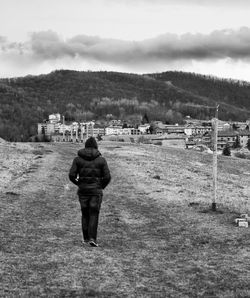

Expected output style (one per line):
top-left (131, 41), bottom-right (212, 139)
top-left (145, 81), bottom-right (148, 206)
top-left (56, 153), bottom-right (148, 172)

top-left (37, 113), bottom-right (250, 150)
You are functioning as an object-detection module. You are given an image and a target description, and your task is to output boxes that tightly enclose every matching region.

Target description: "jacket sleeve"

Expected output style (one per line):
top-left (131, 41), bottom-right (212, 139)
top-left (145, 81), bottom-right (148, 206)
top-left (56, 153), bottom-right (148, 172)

top-left (101, 158), bottom-right (111, 189)
top-left (69, 157), bottom-right (79, 186)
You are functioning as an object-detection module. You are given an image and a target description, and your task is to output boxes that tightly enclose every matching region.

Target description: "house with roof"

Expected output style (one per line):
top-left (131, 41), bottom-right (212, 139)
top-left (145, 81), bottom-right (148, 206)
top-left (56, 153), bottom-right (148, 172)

top-left (216, 131), bottom-right (237, 149)
top-left (105, 126), bottom-right (140, 135)
top-left (105, 126), bottom-right (124, 135)
top-left (231, 121), bottom-right (249, 130)
top-left (204, 130), bottom-right (250, 150)
top-left (184, 125), bottom-right (212, 136)
top-left (166, 125), bottom-right (186, 134)
top-left (155, 123), bottom-right (186, 135)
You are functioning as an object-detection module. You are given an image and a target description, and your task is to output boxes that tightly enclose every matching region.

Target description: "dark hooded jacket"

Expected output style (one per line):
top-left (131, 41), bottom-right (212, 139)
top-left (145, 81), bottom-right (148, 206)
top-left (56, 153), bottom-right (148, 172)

top-left (69, 140), bottom-right (111, 195)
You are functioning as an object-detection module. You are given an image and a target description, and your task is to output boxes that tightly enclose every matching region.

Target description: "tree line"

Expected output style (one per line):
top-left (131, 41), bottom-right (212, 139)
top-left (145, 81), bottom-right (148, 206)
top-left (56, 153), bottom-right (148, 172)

top-left (1, 70), bottom-right (250, 141)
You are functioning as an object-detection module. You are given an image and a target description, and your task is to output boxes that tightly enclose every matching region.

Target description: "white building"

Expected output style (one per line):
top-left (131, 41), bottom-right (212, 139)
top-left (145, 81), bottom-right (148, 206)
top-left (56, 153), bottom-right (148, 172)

top-left (138, 124), bottom-right (150, 134)
top-left (49, 113), bottom-right (61, 123)
top-left (105, 126), bottom-right (124, 135)
top-left (105, 126), bottom-right (141, 135)
top-left (184, 125), bottom-right (212, 136)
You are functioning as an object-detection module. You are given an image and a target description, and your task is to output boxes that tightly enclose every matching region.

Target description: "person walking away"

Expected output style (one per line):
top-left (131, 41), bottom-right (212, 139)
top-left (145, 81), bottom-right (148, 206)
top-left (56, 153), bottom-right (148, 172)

top-left (69, 137), bottom-right (111, 247)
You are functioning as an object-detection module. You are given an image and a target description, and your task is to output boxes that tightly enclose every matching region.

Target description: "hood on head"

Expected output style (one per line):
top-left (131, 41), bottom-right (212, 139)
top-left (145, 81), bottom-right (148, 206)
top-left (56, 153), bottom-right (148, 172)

top-left (85, 137), bottom-right (98, 149)
top-left (78, 148), bottom-right (101, 161)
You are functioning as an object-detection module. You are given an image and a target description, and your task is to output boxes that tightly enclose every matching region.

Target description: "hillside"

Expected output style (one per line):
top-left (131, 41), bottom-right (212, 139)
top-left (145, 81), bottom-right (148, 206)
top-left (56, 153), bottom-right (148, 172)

top-left (1, 141), bottom-right (250, 297)
top-left (1, 70), bottom-right (250, 141)
top-left (150, 71), bottom-right (250, 108)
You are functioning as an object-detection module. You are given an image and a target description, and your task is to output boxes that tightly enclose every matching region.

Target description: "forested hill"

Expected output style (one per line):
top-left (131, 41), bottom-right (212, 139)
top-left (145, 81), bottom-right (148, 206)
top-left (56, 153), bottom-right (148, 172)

top-left (149, 71), bottom-right (250, 111)
top-left (1, 70), bottom-right (250, 141)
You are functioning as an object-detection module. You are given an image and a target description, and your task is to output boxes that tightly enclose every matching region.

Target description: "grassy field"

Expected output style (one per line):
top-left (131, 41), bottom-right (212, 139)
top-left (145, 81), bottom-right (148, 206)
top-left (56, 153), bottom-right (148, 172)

top-left (0, 141), bottom-right (250, 297)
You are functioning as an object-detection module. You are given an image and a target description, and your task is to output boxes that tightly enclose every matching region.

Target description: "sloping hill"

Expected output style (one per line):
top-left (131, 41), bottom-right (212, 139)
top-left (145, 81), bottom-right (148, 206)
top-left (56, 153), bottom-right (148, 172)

top-left (149, 71), bottom-right (250, 116)
top-left (1, 70), bottom-right (250, 141)
top-left (1, 141), bottom-right (250, 296)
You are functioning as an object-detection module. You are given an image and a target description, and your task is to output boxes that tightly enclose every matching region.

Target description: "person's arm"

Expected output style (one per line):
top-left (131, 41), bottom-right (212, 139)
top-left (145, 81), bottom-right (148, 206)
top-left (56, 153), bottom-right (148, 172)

top-left (101, 158), bottom-right (111, 189)
top-left (69, 157), bottom-right (79, 186)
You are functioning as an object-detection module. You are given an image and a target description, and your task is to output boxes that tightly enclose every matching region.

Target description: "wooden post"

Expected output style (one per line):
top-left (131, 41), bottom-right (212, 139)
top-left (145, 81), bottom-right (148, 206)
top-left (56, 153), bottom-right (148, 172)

top-left (62, 115), bottom-right (65, 142)
top-left (212, 105), bottom-right (219, 211)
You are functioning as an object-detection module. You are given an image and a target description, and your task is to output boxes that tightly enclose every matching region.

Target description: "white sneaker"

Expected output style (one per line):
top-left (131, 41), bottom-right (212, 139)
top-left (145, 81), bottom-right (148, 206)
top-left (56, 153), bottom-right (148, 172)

top-left (89, 240), bottom-right (99, 247)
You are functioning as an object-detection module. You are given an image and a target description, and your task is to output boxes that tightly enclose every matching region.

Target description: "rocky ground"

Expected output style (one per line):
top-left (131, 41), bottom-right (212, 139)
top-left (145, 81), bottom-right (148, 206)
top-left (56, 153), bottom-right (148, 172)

top-left (0, 140), bottom-right (250, 297)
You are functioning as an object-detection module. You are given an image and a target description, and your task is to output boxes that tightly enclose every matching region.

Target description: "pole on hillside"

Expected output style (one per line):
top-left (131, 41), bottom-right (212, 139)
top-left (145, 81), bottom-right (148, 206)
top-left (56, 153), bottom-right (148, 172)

top-left (212, 104), bottom-right (219, 211)
top-left (62, 115), bottom-right (65, 142)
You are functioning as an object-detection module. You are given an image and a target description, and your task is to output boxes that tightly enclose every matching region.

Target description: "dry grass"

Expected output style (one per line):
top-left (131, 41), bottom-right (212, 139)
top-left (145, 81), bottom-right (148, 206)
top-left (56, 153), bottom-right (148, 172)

top-left (1, 141), bottom-right (250, 297)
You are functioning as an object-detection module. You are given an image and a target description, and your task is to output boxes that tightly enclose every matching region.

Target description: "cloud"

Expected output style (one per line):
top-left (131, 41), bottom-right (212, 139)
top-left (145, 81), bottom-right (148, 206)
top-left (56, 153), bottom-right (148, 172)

top-left (1, 28), bottom-right (250, 78)
top-left (25, 28), bottom-right (250, 63)
top-left (0, 36), bottom-right (7, 44)
top-left (30, 31), bottom-right (70, 59)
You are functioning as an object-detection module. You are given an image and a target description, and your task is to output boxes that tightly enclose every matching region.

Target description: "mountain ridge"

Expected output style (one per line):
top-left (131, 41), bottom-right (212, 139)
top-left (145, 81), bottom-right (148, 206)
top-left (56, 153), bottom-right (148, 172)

top-left (0, 70), bottom-right (250, 141)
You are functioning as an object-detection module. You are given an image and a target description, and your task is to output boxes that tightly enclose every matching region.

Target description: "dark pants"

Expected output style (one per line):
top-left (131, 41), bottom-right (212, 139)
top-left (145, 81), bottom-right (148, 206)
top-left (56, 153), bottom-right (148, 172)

top-left (78, 194), bottom-right (102, 242)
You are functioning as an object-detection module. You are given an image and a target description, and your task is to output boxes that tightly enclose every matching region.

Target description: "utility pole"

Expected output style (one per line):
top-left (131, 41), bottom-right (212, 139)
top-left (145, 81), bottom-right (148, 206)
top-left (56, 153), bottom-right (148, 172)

top-left (62, 115), bottom-right (65, 142)
top-left (212, 104), bottom-right (219, 211)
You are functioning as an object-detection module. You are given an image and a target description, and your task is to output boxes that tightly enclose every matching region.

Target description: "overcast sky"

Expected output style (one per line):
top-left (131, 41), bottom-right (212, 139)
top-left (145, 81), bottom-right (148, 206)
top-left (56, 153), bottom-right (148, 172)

top-left (1, 0), bottom-right (250, 81)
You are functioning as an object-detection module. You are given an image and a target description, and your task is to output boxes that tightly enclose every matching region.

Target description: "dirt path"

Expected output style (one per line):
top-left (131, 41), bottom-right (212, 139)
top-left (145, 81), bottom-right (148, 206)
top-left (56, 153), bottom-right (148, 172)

top-left (1, 142), bottom-right (250, 297)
